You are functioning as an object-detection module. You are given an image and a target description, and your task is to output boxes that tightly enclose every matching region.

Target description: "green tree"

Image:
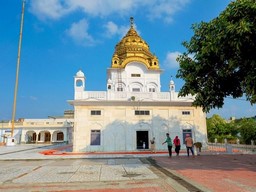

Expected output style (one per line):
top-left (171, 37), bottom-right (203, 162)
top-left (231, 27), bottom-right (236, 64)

top-left (176, 0), bottom-right (256, 112)
top-left (227, 121), bottom-right (239, 138)
top-left (238, 118), bottom-right (256, 144)
top-left (207, 114), bottom-right (228, 142)
top-left (207, 114), bottom-right (240, 143)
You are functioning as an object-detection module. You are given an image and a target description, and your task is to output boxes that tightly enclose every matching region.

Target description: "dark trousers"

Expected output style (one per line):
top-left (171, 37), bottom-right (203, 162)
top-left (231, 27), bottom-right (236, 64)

top-left (168, 145), bottom-right (172, 157)
top-left (186, 146), bottom-right (194, 156)
top-left (175, 145), bottom-right (181, 155)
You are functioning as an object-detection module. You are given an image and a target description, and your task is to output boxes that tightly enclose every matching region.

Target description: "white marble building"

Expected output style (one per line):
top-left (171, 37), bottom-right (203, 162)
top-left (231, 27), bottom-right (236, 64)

top-left (0, 115), bottom-right (73, 145)
top-left (68, 18), bottom-right (207, 152)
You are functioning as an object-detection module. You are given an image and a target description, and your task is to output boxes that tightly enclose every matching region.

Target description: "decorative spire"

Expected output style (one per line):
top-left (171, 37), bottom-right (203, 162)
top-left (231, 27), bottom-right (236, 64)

top-left (169, 75), bottom-right (175, 92)
top-left (110, 17), bottom-right (160, 70)
top-left (170, 75), bottom-right (174, 84)
top-left (130, 17), bottom-right (134, 28)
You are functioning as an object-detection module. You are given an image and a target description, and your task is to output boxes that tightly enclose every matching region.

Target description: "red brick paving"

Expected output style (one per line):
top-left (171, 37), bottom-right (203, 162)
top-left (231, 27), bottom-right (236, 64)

top-left (153, 154), bottom-right (256, 192)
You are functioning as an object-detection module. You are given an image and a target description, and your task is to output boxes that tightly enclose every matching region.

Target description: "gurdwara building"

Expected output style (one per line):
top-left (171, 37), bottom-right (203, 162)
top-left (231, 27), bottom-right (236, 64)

top-left (68, 18), bottom-right (207, 152)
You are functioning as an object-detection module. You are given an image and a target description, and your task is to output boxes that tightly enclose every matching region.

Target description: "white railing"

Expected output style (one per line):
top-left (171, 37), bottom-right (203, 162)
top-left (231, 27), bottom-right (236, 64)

top-left (84, 91), bottom-right (107, 99)
top-left (207, 142), bottom-right (256, 154)
top-left (0, 120), bottom-right (73, 129)
top-left (78, 91), bottom-right (195, 102)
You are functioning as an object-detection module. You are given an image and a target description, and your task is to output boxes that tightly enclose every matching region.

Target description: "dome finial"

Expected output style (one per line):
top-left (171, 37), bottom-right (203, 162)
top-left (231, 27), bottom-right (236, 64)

top-left (130, 17), bottom-right (134, 28)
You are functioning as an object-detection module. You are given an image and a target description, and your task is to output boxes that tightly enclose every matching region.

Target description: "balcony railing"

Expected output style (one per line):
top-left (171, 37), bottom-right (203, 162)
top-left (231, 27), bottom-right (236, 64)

top-left (0, 121), bottom-right (73, 129)
top-left (78, 91), bottom-right (194, 102)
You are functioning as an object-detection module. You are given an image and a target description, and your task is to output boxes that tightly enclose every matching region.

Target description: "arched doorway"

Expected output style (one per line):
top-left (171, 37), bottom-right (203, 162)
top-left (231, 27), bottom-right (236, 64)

top-left (38, 131), bottom-right (51, 143)
top-left (26, 131), bottom-right (36, 143)
top-left (52, 131), bottom-right (64, 142)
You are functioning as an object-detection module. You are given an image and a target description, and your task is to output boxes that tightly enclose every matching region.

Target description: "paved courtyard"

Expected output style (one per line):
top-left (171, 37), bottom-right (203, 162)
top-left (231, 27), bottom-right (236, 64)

top-left (152, 154), bottom-right (256, 192)
top-left (0, 144), bottom-right (256, 192)
top-left (0, 158), bottom-right (185, 192)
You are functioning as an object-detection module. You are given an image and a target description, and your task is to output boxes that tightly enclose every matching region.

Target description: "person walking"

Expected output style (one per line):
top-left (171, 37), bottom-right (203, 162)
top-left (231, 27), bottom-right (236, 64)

top-left (185, 134), bottom-right (195, 157)
top-left (150, 137), bottom-right (156, 153)
top-left (162, 133), bottom-right (172, 157)
top-left (173, 136), bottom-right (181, 156)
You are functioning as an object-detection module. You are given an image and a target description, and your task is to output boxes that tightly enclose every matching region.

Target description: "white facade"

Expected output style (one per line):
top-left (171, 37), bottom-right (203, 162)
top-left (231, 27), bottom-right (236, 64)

top-left (69, 19), bottom-right (207, 152)
top-left (0, 118), bottom-right (73, 145)
top-left (74, 65), bottom-right (194, 102)
top-left (107, 62), bottom-right (161, 93)
top-left (69, 101), bottom-right (207, 152)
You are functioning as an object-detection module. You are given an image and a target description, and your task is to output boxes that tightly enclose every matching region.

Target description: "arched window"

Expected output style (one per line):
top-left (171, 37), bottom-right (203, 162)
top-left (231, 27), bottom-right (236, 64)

top-left (76, 79), bottom-right (83, 87)
top-left (130, 82), bottom-right (142, 92)
top-left (57, 132), bottom-right (64, 141)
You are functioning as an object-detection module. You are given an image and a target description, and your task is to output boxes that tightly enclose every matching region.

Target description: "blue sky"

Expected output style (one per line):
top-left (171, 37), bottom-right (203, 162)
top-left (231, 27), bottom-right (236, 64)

top-left (0, 0), bottom-right (255, 120)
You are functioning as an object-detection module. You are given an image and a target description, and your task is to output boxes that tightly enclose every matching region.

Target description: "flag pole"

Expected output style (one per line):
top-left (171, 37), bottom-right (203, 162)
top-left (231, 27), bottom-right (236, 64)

top-left (11, 0), bottom-right (25, 138)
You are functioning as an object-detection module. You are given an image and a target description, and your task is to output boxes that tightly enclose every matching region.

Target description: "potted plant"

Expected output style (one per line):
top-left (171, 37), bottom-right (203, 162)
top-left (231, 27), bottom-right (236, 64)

top-left (131, 96), bottom-right (135, 101)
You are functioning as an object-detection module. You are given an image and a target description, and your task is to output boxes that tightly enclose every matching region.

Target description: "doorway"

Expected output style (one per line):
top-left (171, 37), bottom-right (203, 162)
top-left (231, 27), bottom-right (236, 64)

top-left (136, 131), bottom-right (149, 149)
top-left (45, 132), bottom-right (51, 142)
top-left (182, 129), bottom-right (192, 144)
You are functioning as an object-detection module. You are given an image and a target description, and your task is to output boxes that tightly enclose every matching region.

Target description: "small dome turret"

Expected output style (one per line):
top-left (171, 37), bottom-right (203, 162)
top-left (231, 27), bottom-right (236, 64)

top-left (107, 78), bottom-right (112, 84)
top-left (76, 70), bottom-right (84, 77)
top-left (169, 76), bottom-right (175, 92)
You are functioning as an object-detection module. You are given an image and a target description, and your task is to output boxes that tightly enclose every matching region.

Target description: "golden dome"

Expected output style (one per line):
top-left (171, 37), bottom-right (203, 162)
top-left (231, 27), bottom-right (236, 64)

top-left (111, 17), bottom-right (159, 70)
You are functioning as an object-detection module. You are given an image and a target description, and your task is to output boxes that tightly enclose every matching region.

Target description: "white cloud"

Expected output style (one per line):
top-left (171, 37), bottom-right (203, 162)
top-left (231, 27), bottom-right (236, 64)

top-left (29, 0), bottom-right (191, 22)
top-left (104, 21), bottom-right (119, 37)
top-left (29, 0), bottom-right (73, 20)
top-left (66, 19), bottom-right (96, 46)
top-left (149, 0), bottom-right (191, 23)
top-left (29, 96), bottom-right (38, 101)
top-left (104, 21), bottom-right (131, 38)
top-left (29, 0), bottom-right (191, 46)
top-left (163, 51), bottom-right (181, 69)
top-left (65, 0), bottom-right (138, 17)
top-left (164, 51), bottom-right (195, 68)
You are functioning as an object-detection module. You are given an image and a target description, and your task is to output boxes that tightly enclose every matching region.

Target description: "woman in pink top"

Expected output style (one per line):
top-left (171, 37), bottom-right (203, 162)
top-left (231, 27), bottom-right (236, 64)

top-left (185, 134), bottom-right (195, 157)
top-left (173, 136), bottom-right (181, 156)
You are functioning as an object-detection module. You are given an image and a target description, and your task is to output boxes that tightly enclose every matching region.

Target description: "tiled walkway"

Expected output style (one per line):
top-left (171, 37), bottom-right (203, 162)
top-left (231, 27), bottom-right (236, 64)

top-left (0, 144), bottom-right (256, 192)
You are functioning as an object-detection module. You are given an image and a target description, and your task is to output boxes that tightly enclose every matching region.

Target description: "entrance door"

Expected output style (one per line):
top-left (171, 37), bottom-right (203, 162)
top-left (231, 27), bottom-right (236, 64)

top-left (136, 131), bottom-right (149, 149)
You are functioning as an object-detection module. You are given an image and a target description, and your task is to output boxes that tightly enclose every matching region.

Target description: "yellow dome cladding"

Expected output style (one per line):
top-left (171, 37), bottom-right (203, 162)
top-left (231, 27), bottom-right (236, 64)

top-left (111, 17), bottom-right (159, 70)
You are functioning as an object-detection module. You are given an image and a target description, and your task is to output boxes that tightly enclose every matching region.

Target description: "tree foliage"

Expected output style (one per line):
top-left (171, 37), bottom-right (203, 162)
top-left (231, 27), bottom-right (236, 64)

top-left (207, 114), bottom-right (237, 142)
top-left (176, 0), bottom-right (256, 112)
top-left (238, 118), bottom-right (256, 144)
top-left (207, 114), bottom-right (256, 144)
